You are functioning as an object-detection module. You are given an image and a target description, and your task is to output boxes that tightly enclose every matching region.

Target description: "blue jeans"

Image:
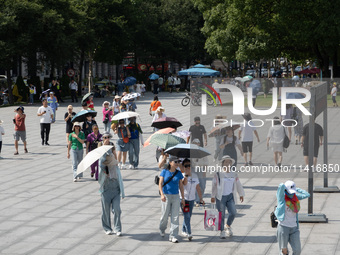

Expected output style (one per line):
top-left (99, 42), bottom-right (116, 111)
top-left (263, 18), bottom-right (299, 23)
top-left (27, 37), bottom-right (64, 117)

top-left (128, 138), bottom-right (140, 167)
top-left (195, 172), bottom-right (206, 204)
top-left (52, 109), bottom-right (56, 122)
top-left (277, 224), bottom-right (301, 255)
top-left (71, 148), bottom-right (83, 179)
top-left (160, 194), bottom-right (180, 239)
top-left (29, 94), bottom-right (34, 104)
top-left (104, 122), bottom-right (111, 133)
top-left (181, 200), bottom-right (195, 234)
top-left (101, 178), bottom-right (121, 233)
top-left (216, 193), bottom-right (236, 230)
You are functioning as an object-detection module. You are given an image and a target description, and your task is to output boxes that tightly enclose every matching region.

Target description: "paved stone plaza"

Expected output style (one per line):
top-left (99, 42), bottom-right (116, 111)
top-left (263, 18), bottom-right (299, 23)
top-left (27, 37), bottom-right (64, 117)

top-left (0, 92), bottom-right (339, 255)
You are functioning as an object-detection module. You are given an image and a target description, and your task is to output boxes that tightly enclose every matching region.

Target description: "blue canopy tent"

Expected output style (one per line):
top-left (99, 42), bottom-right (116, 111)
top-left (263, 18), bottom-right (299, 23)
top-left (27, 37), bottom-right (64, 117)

top-left (178, 65), bottom-right (220, 77)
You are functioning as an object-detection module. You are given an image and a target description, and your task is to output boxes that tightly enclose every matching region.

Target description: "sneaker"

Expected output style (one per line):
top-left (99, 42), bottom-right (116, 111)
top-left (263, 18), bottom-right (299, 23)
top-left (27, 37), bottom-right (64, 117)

top-left (225, 227), bottom-right (233, 236)
top-left (42, 141), bottom-right (44, 145)
top-left (220, 231), bottom-right (226, 239)
top-left (134, 166), bottom-right (138, 169)
top-left (277, 163), bottom-right (282, 168)
top-left (116, 232), bottom-right (122, 236)
top-left (118, 162), bottom-right (122, 168)
top-left (244, 162), bottom-right (248, 167)
top-left (160, 230), bottom-right (165, 237)
top-left (105, 230), bottom-right (112, 235)
top-left (181, 232), bottom-right (188, 237)
top-left (121, 164), bottom-right (126, 169)
top-left (45, 142), bottom-right (50, 146)
top-left (188, 234), bottom-right (193, 241)
top-left (248, 161), bottom-right (253, 166)
top-left (14, 152), bottom-right (19, 155)
top-left (24, 148), bottom-right (28, 153)
top-left (129, 164), bottom-right (134, 169)
top-left (73, 179), bottom-right (77, 182)
top-left (169, 237), bottom-right (178, 243)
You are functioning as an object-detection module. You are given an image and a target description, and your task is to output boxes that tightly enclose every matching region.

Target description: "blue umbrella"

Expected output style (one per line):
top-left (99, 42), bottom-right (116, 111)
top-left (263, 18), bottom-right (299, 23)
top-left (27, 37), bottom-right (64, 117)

top-left (164, 143), bottom-right (211, 158)
top-left (249, 80), bottom-right (262, 95)
top-left (193, 64), bottom-right (206, 68)
top-left (123, 77), bottom-right (137, 86)
top-left (178, 67), bottom-right (220, 77)
top-left (149, 73), bottom-right (160, 80)
top-left (71, 110), bottom-right (97, 123)
top-left (286, 93), bottom-right (306, 99)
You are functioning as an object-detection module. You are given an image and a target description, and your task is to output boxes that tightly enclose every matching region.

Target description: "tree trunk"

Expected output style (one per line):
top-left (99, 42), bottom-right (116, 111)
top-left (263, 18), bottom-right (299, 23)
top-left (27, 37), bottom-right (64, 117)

top-left (6, 65), bottom-right (14, 104)
top-left (88, 52), bottom-right (94, 93)
top-left (78, 50), bottom-right (85, 94)
top-left (332, 49), bottom-right (340, 78)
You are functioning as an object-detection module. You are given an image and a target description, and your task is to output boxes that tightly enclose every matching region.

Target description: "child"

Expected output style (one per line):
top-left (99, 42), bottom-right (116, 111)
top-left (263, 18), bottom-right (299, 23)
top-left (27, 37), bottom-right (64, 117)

top-left (87, 96), bottom-right (95, 111)
top-left (211, 155), bottom-right (244, 239)
top-left (0, 120), bottom-right (4, 158)
top-left (141, 81), bottom-right (146, 97)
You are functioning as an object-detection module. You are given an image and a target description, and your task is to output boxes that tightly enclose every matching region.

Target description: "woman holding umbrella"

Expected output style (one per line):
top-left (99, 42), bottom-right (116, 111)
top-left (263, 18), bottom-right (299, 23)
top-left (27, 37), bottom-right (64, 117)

top-left (67, 122), bottom-right (85, 182)
top-left (98, 135), bottom-right (124, 236)
top-left (86, 124), bottom-right (102, 180)
top-left (219, 126), bottom-right (243, 167)
top-left (113, 119), bottom-right (131, 169)
top-left (64, 105), bottom-right (76, 145)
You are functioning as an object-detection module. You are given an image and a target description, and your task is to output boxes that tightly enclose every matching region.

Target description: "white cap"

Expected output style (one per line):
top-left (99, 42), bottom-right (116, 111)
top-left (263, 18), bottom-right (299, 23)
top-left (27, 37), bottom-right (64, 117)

top-left (285, 180), bottom-right (297, 194)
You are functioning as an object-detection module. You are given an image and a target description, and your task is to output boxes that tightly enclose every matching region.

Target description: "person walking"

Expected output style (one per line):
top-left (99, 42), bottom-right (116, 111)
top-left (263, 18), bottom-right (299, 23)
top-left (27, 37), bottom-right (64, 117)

top-left (181, 158), bottom-right (204, 241)
top-left (69, 79), bottom-right (78, 103)
top-left (238, 113), bottom-right (260, 166)
top-left (175, 76), bottom-right (181, 93)
top-left (0, 120), bottom-right (4, 158)
top-left (281, 104), bottom-right (294, 141)
top-left (98, 137), bottom-right (124, 236)
top-left (113, 95), bottom-right (121, 115)
top-left (187, 116), bottom-right (207, 147)
top-left (152, 107), bottom-right (166, 131)
top-left (86, 124), bottom-right (102, 180)
top-left (167, 75), bottom-right (175, 93)
top-left (47, 91), bottom-right (58, 123)
top-left (28, 84), bottom-right (35, 104)
top-left (113, 119), bottom-right (131, 169)
top-left (219, 127), bottom-right (243, 166)
top-left (102, 101), bottom-right (113, 133)
top-left (331, 82), bottom-right (338, 107)
top-left (37, 99), bottom-right (54, 145)
top-left (275, 180), bottom-right (310, 255)
top-left (158, 76), bottom-right (164, 92)
top-left (64, 105), bottom-right (76, 145)
top-left (149, 96), bottom-right (161, 117)
top-left (127, 117), bottom-right (143, 169)
top-left (67, 122), bottom-right (85, 182)
top-left (82, 115), bottom-right (97, 139)
top-left (159, 155), bottom-right (185, 243)
top-left (211, 155), bottom-right (244, 239)
top-left (87, 95), bottom-right (95, 111)
top-left (301, 122), bottom-right (323, 167)
top-left (13, 106), bottom-right (28, 155)
top-left (266, 117), bottom-right (286, 167)
top-left (292, 106), bottom-right (303, 145)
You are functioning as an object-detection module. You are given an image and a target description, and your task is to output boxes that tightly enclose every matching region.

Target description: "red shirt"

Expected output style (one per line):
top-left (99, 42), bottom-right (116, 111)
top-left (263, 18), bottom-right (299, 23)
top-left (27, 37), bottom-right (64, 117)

top-left (15, 114), bottom-right (26, 131)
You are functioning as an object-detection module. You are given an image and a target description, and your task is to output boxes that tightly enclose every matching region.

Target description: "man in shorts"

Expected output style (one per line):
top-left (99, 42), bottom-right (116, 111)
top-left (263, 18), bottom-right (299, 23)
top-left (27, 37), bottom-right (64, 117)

top-left (238, 113), bottom-right (260, 166)
top-left (331, 82), bottom-right (338, 107)
top-left (301, 122), bottom-right (323, 167)
top-left (13, 106), bottom-right (28, 155)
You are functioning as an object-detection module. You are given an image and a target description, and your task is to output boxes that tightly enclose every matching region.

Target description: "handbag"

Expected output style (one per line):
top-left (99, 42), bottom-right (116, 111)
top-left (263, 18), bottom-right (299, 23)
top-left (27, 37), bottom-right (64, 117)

top-left (155, 170), bottom-right (179, 186)
top-left (120, 128), bottom-right (129, 143)
top-left (283, 127), bottom-right (290, 149)
top-left (204, 204), bottom-right (222, 231)
top-left (103, 113), bottom-right (109, 124)
top-left (270, 206), bottom-right (278, 228)
top-left (183, 200), bottom-right (190, 213)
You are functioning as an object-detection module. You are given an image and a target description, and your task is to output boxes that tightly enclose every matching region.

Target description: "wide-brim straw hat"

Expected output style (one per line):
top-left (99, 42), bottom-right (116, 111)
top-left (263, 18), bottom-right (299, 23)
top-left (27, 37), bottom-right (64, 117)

top-left (72, 122), bottom-right (82, 131)
top-left (114, 95), bottom-right (121, 99)
top-left (156, 106), bottom-right (165, 112)
top-left (220, 155), bottom-right (236, 166)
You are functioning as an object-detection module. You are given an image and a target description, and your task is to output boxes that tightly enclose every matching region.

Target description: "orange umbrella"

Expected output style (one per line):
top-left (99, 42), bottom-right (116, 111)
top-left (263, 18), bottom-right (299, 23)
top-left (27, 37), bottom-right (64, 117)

top-left (143, 127), bottom-right (175, 147)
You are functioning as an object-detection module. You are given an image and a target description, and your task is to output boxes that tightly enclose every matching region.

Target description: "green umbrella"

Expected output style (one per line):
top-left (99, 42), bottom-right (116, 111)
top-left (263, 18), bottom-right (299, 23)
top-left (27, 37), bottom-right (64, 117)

top-left (241, 75), bottom-right (253, 83)
top-left (81, 92), bottom-right (93, 104)
top-left (149, 134), bottom-right (186, 150)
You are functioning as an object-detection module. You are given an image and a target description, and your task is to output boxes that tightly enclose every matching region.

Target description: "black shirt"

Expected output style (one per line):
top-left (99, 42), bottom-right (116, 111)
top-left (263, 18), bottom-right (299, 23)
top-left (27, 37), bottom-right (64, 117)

top-left (303, 123), bottom-right (323, 148)
top-left (189, 124), bottom-right (206, 147)
top-left (65, 112), bottom-right (76, 133)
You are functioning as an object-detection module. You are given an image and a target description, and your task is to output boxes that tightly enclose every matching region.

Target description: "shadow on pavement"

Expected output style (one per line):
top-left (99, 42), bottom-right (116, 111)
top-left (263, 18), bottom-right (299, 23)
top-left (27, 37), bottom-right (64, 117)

top-left (243, 186), bottom-right (278, 191)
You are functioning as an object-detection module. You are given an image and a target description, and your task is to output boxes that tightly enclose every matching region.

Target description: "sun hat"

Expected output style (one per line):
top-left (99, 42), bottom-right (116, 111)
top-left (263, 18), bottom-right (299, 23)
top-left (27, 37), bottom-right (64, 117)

top-left (220, 155), bottom-right (235, 166)
top-left (156, 106), bottom-right (165, 112)
top-left (284, 180), bottom-right (297, 194)
top-left (16, 106), bottom-right (24, 113)
top-left (114, 95), bottom-right (121, 99)
top-left (194, 116), bottom-right (200, 121)
top-left (102, 131), bottom-right (113, 139)
top-left (242, 112), bottom-right (252, 121)
top-left (49, 91), bottom-right (54, 94)
top-left (102, 101), bottom-right (110, 107)
top-left (72, 122), bottom-right (82, 131)
top-left (192, 138), bottom-right (200, 145)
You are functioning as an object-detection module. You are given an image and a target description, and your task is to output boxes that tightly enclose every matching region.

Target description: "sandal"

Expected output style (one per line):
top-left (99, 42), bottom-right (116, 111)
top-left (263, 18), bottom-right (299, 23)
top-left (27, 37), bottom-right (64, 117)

top-left (14, 152), bottom-right (19, 155)
top-left (24, 148), bottom-right (28, 153)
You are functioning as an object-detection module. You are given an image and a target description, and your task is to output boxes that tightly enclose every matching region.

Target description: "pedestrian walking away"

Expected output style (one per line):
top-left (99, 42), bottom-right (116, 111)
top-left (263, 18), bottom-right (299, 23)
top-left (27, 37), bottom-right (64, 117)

top-left (67, 122), bottom-right (85, 182)
top-left (47, 91), bottom-right (58, 123)
top-left (127, 117), bottom-right (143, 169)
top-left (266, 117), bottom-right (286, 167)
top-left (0, 120), bottom-right (4, 158)
top-left (37, 99), bottom-right (54, 145)
top-left (292, 106), bottom-right (303, 145)
top-left (159, 155), bottom-right (185, 243)
top-left (187, 116), bottom-right (207, 147)
top-left (64, 105), bottom-right (76, 145)
top-left (98, 141), bottom-right (124, 236)
top-left (275, 181), bottom-right (310, 255)
top-left (281, 104), bottom-right (294, 141)
top-left (238, 113), bottom-right (260, 166)
top-left (219, 127), bottom-right (243, 166)
top-left (301, 122), bottom-right (323, 167)
top-left (181, 158), bottom-right (204, 241)
top-left (86, 124), bottom-right (102, 180)
top-left (331, 82), bottom-right (338, 107)
top-left (211, 155), bottom-right (244, 239)
top-left (113, 119), bottom-right (131, 169)
top-left (149, 96), bottom-right (162, 117)
top-left (13, 106), bottom-right (28, 155)
top-left (102, 101), bottom-right (113, 133)
top-left (69, 79), bottom-right (78, 103)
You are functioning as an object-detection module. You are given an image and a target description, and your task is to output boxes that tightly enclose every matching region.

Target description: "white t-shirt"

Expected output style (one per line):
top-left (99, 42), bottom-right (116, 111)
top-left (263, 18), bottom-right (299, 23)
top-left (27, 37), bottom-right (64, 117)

top-left (113, 101), bottom-right (120, 112)
top-left (181, 173), bottom-right (199, 201)
top-left (141, 84), bottom-right (146, 91)
top-left (239, 121), bottom-right (256, 142)
top-left (331, 87), bottom-right (337, 97)
top-left (222, 177), bottom-right (235, 196)
top-left (0, 126), bottom-right (4, 141)
top-left (267, 125), bottom-right (285, 145)
top-left (279, 205), bottom-right (297, 228)
top-left (136, 84), bottom-right (142, 93)
top-left (37, 106), bottom-right (54, 123)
